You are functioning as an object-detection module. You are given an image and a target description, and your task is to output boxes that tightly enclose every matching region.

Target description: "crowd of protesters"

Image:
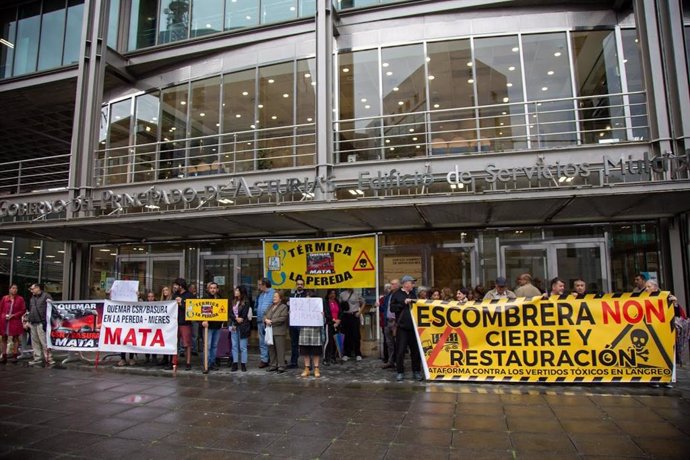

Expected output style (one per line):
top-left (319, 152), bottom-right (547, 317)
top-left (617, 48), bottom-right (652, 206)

top-left (0, 272), bottom-right (683, 382)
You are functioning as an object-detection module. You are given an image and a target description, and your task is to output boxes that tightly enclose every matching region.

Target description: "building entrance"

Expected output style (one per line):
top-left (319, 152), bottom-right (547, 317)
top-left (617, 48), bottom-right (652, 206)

top-left (117, 254), bottom-right (184, 296)
top-left (199, 252), bottom-right (263, 300)
top-left (500, 238), bottom-right (610, 294)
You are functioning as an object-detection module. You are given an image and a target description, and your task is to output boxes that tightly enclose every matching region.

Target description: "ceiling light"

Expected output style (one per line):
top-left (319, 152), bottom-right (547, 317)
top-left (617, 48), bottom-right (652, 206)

top-left (382, 62), bottom-right (389, 67)
top-left (426, 57), bottom-right (430, 62)
top-left (361, 98), bottom-right (367, 103)
top-left (283, 93), bottom-right (289, 98)
top-left (389, 147), bottom-right (395, 151)
top-left (512, 47), bottom-right (519, 52)
top-left (235, 114), bottom-right (241, 118)
top-left (145, 204), bottom-right (160, 210)
top-left (558, 176), bottom-right (567, 183)
top-left (218, 198), bottom-right (234, 204)
top-left (502, 111), bottom-right (507, 115)
top-left (547, 70), bottom-right (554, 75)
top-left (554, 51), bottom-right (562, 57)
top-left (466, 62), bottom-right (473, 67)
top-left (508, 66), bottom-right (515, 71)
top-left (271, 115), bottom-right (277, 120)
top-left (311, 82), bottom-right (316, 86)
top-left (145, 126), bottom-right (151, 131)
top-left (216, 123), bottom-right (220, 127)
top-left (398, 101), bottom-right (404, 106)
top-left (246, 15), bottom-right (251, 20)
top-left (258, 104), bottom-right (264, 108)
top-left (364, 105), bottom-right (371, 109)
top-left (57, 250), bottom-right (65, 254)
top-left (199, 112), bottom-right (205, 117)
top-left (428, 75), bottom-right (435, 80)
top-left (393, 87), bottom-right (399, 91)
top-left (385, 139), bottom-right (390, 143)
top-left (206, 23), bottom-right (212, 28)
top-left (348, 189), bottom-right (358, 196)
top-left (433, 104), bottom-right (440, 108)
top-left (467, 79), bottom-right (474, 84)
top-left (506, 83), bottom-right (512, 87)
top-left (2, 240), bottom-right (12, 244)
top-left (180, 101), bottom-right (186, 105)
top-left (250, 124), bottom-right (256, 129)
top-left (304, 73), bottom-right (311, 78)
top-left (268, 79), bottom-right (275, 83)
top-left (408, 128), bottom-right (414, 132)
top-left (386, 71), bottom-right (393, 76)
top-left (500, 122), bottom-right (504, 126)
top-left (170, 127), bottom-right (176, 131)
top-left (307, 117), bottom-right (313, 122)
top-left (290, 6), bottom-right (295, 11)
top-left (342, 68), bottom-right (349, 73)
top-left (242, 91), bottom-right (249, 96)
top-left (503, 97), bottom-right (509, 102)
top-left (412, 137), bottom-right (418, 141)
top-left (0, 38), bottom-right (14, 49)
top-left (541, 86), bottom-right (548, 91)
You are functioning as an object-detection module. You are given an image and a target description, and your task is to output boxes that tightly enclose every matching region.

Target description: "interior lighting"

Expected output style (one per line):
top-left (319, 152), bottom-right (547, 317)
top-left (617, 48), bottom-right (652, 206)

top-left (242, 91), bottom-right (249, 96)
top-left (393, 87), bottom-right (399, 91)
top-left (215, 123), bottom-right (220, 127)
top-left (412, 137), bottom-right (418, 141)
top-left (304, 73), bottom-right (311, 78)
top-left (512, 47), bottom-right (519, 52)
top-left (428, 75), bottom-right (435, 80)
top-left (389, 147), bottom-right (395, 151)
top-left (145, 204), bottom-right (160, 210)
top-left (503, 97), bottom-right (509, 102)
top-left (218, 198), bottom-right (234, 204)
top-left (246, 15), bottom-right (251, 20)
top-left (386, 71), bottom-right (393, 76)
top-left (348, 189), bottom-right (358, 196)
top-left (466, 62), bottom-right (473, 67)
top-left (57, 250), bottom-right (65, 254)
top-left (0, 38), bottom-right (14, 49)
top-left (290, 6), bottom-right (295, 11)
top-left (558, 176), bottom-right (567, 183)
top-left (433, 104), bottom-right (440, 108)
top-left (409, 128), bottom-right (414, 132)
top-left (382, 62), bottom-right (389, 67)
top-left (506, 83), bottom-right (512, 87)
top-left (342, 68), bottom-right (349, 73)
top-left (258, 104), bottom-right (264, 108)
top-left (311, 82), bottom-right (316, 86)
top-left (554, 51), bottom-right (562, 57)
top-left (268, 79), bottom-right (275, 83)
top-left (145, 126), bottom-right (152, 132)
top-left (361, 98), bottom-right (367, 103)
top-left (508, 66), bottom-right (515, 71)
top-left (180, 101), bottom-right (186, 105)
top-left (271, 115), bottom-right (277, 120)
top-left (200, 113), bottom-right (205, 117)
top-left (2, 240), bottom-right (12, 244)
top-left (364, 105), bottom-right (371, 109)
top-left (547, 70), bottom-right (554, 75)
top-left (416, 145), bottom-right (421, 149)
top-left (502, 111), bottom-right (507, 115)
top-left (426, 57), bottom-right (431, 62)
top-left (307, 117), bottom-right (313, 122)
top-left (99, 248), bottom-right (111, 252)
top-left (206, 23), bottom-right (212, 28)
top-left (235, 114), bottom-right (241, 118)
top-left (283, 93), bottom-right (289, 98)
top-left (541, 87), bottom-right (548, 91)
top-left (467, 79), bottom-right (474, 84)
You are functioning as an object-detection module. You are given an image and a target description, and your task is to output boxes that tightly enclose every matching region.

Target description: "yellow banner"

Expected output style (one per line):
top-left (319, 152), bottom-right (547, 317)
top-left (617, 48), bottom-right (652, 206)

top-left (412, 292), bottom-right (675, 383)
top-left (185, 299), bottom-right (228, 322)
top-left (263, 235), bottom-right (377, 289)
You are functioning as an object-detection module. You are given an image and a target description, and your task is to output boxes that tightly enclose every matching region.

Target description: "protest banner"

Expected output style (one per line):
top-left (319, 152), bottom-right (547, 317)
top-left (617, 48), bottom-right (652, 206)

top-left (47, 300), bottom-right (104, 351)
top-left (98, 300), bottom-right (177, 354)
top-left (264, 234), bottom-right (377, 289)
top-left (289, 297), bottom-right (324, 327)
top-left (412, 292), bottom-right (675, 383)
top-left (185, 299), bottom-right (228, 322)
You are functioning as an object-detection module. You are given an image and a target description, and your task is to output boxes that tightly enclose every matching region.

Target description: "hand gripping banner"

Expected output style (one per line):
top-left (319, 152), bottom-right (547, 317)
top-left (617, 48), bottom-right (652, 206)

top-left (411, 292), bottom-right (675, 383)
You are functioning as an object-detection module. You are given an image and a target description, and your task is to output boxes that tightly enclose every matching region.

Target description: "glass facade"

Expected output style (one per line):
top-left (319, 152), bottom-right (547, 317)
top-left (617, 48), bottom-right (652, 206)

top-left (128, 0), bottom-right (316, 51)
top-left (0, 0), bottom-right (84, 79)
top-left (0, 238), bottom-right (64, 302)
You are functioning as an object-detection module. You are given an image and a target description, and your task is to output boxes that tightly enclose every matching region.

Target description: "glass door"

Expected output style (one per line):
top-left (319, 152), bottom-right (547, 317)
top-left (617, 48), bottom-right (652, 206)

top-left (435, 243), bottom-right (478, 289)
top-left (200, 255), bottom-right (235, 297)
top-left (239, 256), bottom-right (263, 303)
top-left (118, 255), bottom-right (184, 296)
top-left (500, 238), bottom-right (610, 293)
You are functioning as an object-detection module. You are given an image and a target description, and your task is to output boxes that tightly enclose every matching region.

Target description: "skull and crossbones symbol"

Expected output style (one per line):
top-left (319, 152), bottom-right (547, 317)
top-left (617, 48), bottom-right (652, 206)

top-left (629, 329), bottom-right (650, 362)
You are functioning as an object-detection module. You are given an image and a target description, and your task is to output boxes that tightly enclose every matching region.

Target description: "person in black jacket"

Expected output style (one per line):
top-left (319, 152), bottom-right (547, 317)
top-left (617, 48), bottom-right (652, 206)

top-left (229, 285), bottom-right (251, 372)
top-left (389, 275), bottom-right (423, 381)
top-left (202, 282), bottom-right (225, 374)
top-left (173, 278), bottom-right (195, 371)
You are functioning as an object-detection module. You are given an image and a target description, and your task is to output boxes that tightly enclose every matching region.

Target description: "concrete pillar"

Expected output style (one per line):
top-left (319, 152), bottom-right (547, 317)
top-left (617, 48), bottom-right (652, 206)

top-left (315, 0), bottom-right (335, 201)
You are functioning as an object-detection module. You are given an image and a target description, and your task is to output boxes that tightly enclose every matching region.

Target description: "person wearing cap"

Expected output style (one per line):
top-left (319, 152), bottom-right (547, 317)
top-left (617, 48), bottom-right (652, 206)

top-left (173, 278), bottom-right (195, 371)
top-left (483, 277), bottom-right (516, 300)
top-left (389, 275), bottom-right (423, 381)
top-left (514, 273), bottom-right (542, 298)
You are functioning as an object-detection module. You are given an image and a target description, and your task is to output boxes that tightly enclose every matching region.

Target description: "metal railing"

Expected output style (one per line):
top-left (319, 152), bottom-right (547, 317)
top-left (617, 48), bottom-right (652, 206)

top-left (0, 153), bottom-right (71, 196)
top-left (335, 91), bottom-right (649, 162)
top-left (94, 123), bottom-right (317, 186)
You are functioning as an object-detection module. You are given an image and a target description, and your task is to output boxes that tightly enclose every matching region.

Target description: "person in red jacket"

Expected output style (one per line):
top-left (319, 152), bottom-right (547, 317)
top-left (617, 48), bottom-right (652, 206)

top-left (0, 284), bottom-right (27, 364)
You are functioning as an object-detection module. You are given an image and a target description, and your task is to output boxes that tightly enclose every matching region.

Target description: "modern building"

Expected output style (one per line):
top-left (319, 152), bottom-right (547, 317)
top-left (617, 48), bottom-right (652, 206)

top-left (0, 0), bottom-right (689, 307)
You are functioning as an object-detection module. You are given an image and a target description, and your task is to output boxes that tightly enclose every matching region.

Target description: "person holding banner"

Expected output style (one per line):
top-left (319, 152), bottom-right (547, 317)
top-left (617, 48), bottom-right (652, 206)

top-left (202, 282), bottom-right (225, 373)
top-left (289, 277), bottom-right (308, 369)
top-left (390, 275), bottom-right (423, 382)
top-left (229, 285), bottom-right (251, 372)
top-left (173, 278), bottom-right (195, 371)
top-left (0, 284), bottom-right (26, 364)
top-left (264, 291), bottom-right (288, 373)
top-left (339, 288), bottom-right (365, 361)
top-left (158, 286), bottom-right (174, 368)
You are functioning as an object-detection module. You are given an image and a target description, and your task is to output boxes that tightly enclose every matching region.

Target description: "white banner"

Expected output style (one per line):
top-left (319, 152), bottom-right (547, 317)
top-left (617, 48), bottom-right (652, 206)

top-left (98, 300), bottom-right (178, 354)
top-left (289, 297), bottom-right (324, 327)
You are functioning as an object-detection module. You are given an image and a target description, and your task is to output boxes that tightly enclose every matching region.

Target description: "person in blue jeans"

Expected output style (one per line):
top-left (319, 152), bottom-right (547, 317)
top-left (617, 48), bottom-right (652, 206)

top-left (202, 282), bottom-right (224, 374)
top-left (229, 285), bottom-right (251, 371)
top-left (255, 278), bottom-right (275, 368)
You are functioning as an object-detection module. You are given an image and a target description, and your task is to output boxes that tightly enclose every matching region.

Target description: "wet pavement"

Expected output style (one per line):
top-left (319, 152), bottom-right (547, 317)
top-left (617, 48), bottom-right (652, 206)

top-left (2, 351), bottom-right (690, 460)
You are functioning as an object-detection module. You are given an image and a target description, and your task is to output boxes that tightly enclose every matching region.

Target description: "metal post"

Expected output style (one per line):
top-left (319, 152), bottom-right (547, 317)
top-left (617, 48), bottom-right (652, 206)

top-left (315, 0), bottom-right (334, 200)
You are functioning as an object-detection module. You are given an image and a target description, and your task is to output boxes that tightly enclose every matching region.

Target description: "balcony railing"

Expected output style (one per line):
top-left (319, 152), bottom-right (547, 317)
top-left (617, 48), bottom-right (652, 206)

top-left (335, 91), bottom-right (649, 162)
top-left (0, 154), bottom-right (71, 196)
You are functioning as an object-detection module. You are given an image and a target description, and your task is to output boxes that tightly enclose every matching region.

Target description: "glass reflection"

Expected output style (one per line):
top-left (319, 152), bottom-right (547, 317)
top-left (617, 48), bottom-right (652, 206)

top-left (129, 0), bottom-right (157, 50)
top-left (427, 39), bottom-right (476, 155)
top-left (38, 0), bottom-right (65, 71)
top-left (258, 62), bottom-right (294, 169)
top-left (474, 35), bottom-right (527, 152)
top-left (226, 0), bottom-right (259, 30)
top-left (522, 32), bottom-right (576, 148)
top-left (107, 100), bottom-right (133, 185)
top-left (621, 29), bottom-right (648, 140)
top-left (134, 93), bottom-right (160, 182)
top-left (159, 0), bottom-right (190, 44)
top-left (0, 8), bottom-right (17, 78)
top-left (296, 58), bottom-right (316, 166)
top-left (13, 3), bottom-right (41, 76)
top-left (222, 69), bottom-right (256, 173)
top-left (338, 49), bottom-right (381, 162)
top-left (571, 30), bottom-right (624, 144)
top-left (262, 0), bottom-right (297, 24)
top-left (192, 0), bottom-right (223, 37)
top-left (160, 84), bottom-right (189, 179)
top-left (189, 76), bottom-right (221, 175)
top-left (381, 44), bottom-right (427, 159)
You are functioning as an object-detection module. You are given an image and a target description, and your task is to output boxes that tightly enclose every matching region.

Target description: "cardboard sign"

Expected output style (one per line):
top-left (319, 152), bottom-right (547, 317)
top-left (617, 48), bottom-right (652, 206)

top-left (185, 298), bottom-right (229, 321)
top-left (289, 297), bottom-right (324, 327)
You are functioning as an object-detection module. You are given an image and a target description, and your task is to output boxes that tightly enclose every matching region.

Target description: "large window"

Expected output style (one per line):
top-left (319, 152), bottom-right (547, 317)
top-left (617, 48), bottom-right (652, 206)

top-left (129, 0), bottom-right (157, 50)
top-left (133, 93), bottom-right (160, 182)
top-left (189, 76), bottom-right (221, 174)
top-left (338, 49), bottom-right (381, 162)
top-left (258, 62), bottom-right (294, 169)
top-left (621, 29), bottom-right (648, 140)
top-left (0, 0), bottom-right (84, 79)
top-left (295, 58), bottom-right (316, 166)
top-left (222, 68), bottom-right (257, 173)
top-left (160, 84), bottom-right (189, 179)
top-left (522, 32), bottom-right (576, 148)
